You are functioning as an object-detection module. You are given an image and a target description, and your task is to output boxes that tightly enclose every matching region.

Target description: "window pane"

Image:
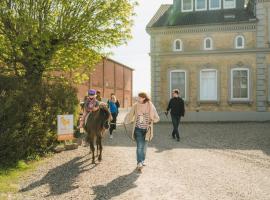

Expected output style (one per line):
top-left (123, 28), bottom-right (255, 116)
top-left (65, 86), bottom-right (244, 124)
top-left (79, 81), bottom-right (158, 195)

top-left (241, 70), bottom-right (247, 77)
top-left (200, 71), bottom-right (217, 100)
top-left (210, 0), bottom-right (220, 9)
top-left (196, 0), bottom-right (206, 10)
top-left (171, 72), bottom-right (186, 99)
top-left (237, 37), bottom-right (243, 47)
top-left (232, 70), bottom-right (248, 99)
top-left (205, 39), bottom-right (212, 49)
top-left (175, 41), bottom-right (181, 50)
top-left (224, 0), bottom-right (235, 8)
top-left (183, 0), bottom-right (192, 11)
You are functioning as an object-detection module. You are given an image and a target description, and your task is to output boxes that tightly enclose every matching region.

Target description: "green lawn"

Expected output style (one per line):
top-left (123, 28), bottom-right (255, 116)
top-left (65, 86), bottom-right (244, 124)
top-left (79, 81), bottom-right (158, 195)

top-left (0, 158), bottom-right (48, 195)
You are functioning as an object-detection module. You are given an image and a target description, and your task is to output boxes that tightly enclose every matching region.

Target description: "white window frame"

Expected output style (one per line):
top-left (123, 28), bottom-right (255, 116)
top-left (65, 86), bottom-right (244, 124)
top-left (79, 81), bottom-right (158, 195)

top-left (235, 35), bottom-right (245, 49)
top-left (181, 0), bottom-right (193, 12)
top-left (200, 69), bottom-right (218, 101)
top-left (195, 0), bottom-right (207, 11)
top-left (231, 68), bottom-right (250, 101)
top-left (170, 70), bottom-right (187, 100)
top-left (209, 0), bottom-right (221, 10)
top-left (204, 37), bottom-right (213, 50)
top-left (173, 39), bottom-right (183, 51)
top-left (223, 0), bottom-right (236, 9)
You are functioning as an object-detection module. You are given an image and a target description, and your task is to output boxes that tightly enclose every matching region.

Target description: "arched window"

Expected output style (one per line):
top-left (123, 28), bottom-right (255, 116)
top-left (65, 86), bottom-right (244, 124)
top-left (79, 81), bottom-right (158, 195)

top-left (204, 37), bottom-right (213, 50)
top-left (173, 39), bottom-right (183, 51)
top-left (235, 35), bottom-right (245, 49)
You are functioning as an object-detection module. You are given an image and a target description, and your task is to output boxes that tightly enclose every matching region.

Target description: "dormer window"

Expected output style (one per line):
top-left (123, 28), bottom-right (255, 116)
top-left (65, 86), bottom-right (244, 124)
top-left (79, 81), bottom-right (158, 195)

top-left (235, 35), bottom-right (245, 49)
top-left (173, 39), bottom-right (183, 51)
top-left (223, 0), bottom-right (236, 9)
top-left (210, 0), bottom-right (221, 10)
top-left (204, 37), bottom-right (213, 50)
top-left (182, 0), bottom-right (193, 12)
top-left (195, 0), bottom-right (207, 11)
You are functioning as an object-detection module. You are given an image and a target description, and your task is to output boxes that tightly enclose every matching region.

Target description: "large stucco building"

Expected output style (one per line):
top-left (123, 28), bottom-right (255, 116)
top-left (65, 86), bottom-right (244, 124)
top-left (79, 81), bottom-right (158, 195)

top-left (147, 0), bottom-right (270, 121)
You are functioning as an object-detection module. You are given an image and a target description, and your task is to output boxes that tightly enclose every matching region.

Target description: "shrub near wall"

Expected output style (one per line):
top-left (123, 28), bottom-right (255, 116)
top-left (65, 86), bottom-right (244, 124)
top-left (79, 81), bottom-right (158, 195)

top-left (0, 76), bottom-right (78, 166)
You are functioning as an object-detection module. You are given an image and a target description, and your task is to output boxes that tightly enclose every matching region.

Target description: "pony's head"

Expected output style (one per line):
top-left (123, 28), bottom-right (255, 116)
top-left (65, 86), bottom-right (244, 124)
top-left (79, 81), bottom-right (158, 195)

top-left (98, 103), bottom-right (111, 129)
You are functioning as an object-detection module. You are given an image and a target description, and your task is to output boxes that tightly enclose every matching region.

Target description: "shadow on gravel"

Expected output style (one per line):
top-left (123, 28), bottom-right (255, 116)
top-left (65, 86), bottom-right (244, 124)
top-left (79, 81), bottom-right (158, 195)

top-left (20, 155), bottom-right (93, 196)
top-left (91, 170), bottom-right (139, 200)
top-left (106, 123), bottom-right (270, 157)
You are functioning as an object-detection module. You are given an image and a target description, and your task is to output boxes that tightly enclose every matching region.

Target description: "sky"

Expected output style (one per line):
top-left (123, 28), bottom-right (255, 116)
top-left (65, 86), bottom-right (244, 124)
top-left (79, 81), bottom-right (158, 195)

top-left (110, 0), bottom-right (173, 96)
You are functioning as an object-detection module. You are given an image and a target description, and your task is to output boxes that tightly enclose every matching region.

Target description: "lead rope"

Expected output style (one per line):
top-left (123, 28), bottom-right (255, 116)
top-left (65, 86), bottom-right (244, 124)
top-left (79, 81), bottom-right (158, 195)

top-left (109, 111), bottom-right (167, 142)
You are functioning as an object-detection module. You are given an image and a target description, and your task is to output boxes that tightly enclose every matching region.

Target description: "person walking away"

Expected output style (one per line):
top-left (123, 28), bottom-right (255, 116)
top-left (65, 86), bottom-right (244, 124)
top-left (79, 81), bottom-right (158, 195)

top-left (166, 89), bottom-right (185, 142)
top-left (108, 94), bottom-right (120, 139)
top-left (124, 92), bottom-right (160, 172)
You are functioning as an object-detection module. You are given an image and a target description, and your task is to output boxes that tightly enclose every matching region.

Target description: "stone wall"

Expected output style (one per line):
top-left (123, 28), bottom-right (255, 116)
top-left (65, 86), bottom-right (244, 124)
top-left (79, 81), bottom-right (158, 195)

top-left (158, 53), bottom-right (257, 112)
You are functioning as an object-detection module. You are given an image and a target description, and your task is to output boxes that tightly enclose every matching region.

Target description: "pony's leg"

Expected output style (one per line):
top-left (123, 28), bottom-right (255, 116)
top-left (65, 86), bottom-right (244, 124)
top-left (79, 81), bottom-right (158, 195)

top-left (97, 136), bottom-right (103, 162)
top-left (96, 139), bottom-right (99, 157)
top-left (89, 140), bottom-right (95, 164)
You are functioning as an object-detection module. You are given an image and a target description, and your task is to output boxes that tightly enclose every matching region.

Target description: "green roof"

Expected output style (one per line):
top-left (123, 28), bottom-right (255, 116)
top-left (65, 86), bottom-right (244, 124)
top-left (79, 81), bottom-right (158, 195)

top-left (151, 6), bottom-right (256, 28)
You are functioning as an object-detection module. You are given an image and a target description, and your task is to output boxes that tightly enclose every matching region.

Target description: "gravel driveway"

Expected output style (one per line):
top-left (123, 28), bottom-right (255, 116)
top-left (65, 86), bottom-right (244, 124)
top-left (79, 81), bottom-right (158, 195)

top-left (12, 121), bottom-right (270, 200)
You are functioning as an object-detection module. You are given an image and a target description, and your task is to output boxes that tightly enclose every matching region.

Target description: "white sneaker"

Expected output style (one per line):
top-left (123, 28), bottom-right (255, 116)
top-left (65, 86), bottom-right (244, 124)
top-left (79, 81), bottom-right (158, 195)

top-left (109, 135), bottom-right (113, 139)
top-left (142, 161), bottom-right (146, 166)
top-left (137, 162), bottom-right (143, 171)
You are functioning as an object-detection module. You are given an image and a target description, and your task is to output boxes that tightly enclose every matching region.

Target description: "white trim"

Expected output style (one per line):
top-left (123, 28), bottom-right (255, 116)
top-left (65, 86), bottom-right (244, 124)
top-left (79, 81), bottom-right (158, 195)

top-left (170, 70), bottom-right (187, 100)
top-left (209, 0), bottom-right (221, 10)
top-left (235, 35), bottom-right (245, 49)
top-left (173, 39), bottom-right (183, 51)
top-left (181, 0), bottom-right (193, 12)
top-left (200, 69), bottom-right (218, 101)
top-left (195, 0), bottom-right (207, 11)
top-left (231, 68), bottom-right (250, 101)
top-left (223, 0), bottom-right (236, 9)
top-left (204, 37), bottom-right (213, 50)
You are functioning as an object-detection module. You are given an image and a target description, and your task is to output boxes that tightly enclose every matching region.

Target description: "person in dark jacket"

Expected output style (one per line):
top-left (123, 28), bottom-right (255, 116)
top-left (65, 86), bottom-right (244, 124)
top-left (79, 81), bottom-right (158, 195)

top-left (165, 89), bottom-right (185, 142)
top-left (108, 94), bottom-right (120, 139)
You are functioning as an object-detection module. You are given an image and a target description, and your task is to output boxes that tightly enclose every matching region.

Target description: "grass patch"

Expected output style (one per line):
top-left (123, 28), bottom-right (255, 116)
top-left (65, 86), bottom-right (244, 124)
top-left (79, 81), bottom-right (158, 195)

top-left (0, 156), bottom-right (50, 194)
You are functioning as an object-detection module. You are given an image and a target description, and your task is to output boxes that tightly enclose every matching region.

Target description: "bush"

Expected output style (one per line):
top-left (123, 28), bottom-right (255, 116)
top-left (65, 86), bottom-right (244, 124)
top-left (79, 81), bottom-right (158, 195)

top-left (0, 75), bottom-right (79, 166)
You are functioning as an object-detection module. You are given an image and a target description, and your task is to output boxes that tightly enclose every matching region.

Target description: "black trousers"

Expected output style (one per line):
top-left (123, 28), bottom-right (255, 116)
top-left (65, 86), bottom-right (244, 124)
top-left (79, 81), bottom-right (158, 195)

top-left (109, 112), bottom-right (117, 135)
top-left (171, 114), bottom-right (181, 139)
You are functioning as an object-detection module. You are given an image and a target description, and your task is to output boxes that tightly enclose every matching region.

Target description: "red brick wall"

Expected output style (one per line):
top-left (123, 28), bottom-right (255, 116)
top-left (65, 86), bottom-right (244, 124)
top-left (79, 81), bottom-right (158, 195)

top-left (76, 58), bottom-right (133, 108)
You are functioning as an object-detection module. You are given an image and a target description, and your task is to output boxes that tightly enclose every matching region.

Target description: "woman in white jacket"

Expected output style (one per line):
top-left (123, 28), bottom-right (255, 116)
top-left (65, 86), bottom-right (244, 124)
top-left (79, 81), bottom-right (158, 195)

top-left (124, 92), bottom-right (160, 172)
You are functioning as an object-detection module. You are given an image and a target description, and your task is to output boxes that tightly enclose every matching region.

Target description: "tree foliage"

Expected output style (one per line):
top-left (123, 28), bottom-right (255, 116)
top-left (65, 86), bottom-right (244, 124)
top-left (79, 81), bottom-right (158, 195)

top-left (0, 0), bottom-right (136, 83)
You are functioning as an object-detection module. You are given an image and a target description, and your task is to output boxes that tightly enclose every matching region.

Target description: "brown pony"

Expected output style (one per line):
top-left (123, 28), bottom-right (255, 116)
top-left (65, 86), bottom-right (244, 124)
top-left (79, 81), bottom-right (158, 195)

top-left (85, 104), bottom-right (111, 164)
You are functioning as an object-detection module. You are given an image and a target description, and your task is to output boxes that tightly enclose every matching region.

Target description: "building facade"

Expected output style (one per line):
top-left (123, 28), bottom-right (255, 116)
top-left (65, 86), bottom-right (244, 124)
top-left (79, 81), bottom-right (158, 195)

top-left (147, 0), bottom-right (270, 121)
top-left (76, 58), bottom-right (133, 108)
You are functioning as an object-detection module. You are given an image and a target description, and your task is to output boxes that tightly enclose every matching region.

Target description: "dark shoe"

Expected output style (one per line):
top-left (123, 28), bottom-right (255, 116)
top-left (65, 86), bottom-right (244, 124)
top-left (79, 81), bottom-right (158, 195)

top-left (177, 138), bottom-right (180, 142)
top-left (172, 135), bottom-right (176, 139)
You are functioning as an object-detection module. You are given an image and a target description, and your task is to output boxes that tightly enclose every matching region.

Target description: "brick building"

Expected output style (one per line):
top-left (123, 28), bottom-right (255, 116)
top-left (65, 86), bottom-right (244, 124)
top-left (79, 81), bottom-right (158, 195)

top-left (76, 58), bottom-right (133, 108)
top-left (147, 0), bottom-right (270, 121)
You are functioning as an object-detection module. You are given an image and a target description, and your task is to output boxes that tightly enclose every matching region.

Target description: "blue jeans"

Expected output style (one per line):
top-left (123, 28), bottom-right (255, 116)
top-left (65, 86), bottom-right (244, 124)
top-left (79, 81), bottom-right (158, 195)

top-left (171, 114), bottom-right (181, 139)
top-left (134, 127), bottom-right (148, 164)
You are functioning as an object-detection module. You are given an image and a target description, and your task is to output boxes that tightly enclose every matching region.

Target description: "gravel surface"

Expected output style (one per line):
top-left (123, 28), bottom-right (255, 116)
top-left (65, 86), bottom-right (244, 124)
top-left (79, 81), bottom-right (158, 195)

top-left (9, 121), bottom-right (270, 200)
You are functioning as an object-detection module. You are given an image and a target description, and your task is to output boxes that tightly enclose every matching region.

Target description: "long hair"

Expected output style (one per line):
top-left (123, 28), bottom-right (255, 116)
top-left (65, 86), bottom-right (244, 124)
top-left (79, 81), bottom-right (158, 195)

top-left (138, 92), bottom-right (150, 103)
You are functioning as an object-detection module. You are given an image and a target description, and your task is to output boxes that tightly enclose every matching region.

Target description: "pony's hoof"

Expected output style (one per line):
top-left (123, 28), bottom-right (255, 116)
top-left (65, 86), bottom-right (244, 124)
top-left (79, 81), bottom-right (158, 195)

top-left (98, 157), bottom-right (102, 162)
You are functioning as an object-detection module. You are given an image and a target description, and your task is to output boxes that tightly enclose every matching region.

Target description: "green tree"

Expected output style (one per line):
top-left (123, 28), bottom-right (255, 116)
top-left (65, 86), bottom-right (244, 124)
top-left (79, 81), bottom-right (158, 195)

top-left (0, 0), bottom-right (136, 84)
